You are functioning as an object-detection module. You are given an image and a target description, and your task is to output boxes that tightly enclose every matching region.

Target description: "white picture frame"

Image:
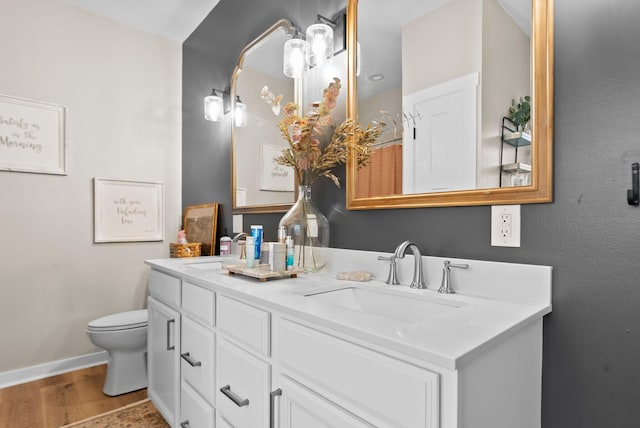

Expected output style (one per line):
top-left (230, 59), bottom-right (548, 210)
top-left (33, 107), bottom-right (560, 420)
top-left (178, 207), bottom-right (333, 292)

top-left (93, 178), bottom-right (164, 243)
top-left (0, 94), bottom-right (67, 175)
top-left (259, 144), bottom-right (294, 192)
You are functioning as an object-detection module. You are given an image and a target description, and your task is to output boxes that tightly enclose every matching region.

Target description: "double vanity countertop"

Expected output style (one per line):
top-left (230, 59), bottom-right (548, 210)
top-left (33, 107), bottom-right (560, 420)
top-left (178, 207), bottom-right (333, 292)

top-left (146, 248), bottom-right (552, 371)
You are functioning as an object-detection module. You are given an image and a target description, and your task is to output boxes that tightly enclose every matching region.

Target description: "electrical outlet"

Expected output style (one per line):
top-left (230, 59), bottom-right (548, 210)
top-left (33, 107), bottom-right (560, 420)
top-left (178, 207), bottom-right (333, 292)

top-left (499, 214), bottom-right (512, 238)
top-left (491, 205), bottom-right (521, 247)
top-left (232, 214), bottom-right (243, 234)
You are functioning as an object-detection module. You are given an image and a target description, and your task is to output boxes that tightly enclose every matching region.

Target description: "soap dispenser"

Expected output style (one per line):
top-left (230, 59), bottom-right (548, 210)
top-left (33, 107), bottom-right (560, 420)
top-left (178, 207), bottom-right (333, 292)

top-left (219, 228), bottom-right (232, 256)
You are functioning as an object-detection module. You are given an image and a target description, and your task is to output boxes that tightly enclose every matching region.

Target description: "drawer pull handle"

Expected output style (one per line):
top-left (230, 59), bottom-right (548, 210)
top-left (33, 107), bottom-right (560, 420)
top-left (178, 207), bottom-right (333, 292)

top-left (166, 319), bottom-right (175, 351)
top-left (180, 420), bottom-right (191, 428)
top-left (270, 388), bottom-right (282, 428)
top-left (180, 352), bottom-right (202, 367)
top-left (220, 384), bottom-right (250, 407)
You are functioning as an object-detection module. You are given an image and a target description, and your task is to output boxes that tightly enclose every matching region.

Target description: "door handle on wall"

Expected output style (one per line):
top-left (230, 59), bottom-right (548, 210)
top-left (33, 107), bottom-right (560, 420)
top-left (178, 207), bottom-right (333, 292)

top-left (628, 162), bottom-right (639, 206)
top-left (166, 319), bottom-right (175, 351)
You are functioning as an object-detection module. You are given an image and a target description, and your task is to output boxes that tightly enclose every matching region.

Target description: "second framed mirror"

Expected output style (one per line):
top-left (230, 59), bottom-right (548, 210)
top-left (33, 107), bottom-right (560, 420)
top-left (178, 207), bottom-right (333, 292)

top-left (346, 0), bottom-right (553, 209)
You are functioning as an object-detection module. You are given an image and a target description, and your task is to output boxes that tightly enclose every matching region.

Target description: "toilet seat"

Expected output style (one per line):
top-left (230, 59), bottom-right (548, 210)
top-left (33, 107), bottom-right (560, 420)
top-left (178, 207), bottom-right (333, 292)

top-left (87, 309), bottom-right (148, 332)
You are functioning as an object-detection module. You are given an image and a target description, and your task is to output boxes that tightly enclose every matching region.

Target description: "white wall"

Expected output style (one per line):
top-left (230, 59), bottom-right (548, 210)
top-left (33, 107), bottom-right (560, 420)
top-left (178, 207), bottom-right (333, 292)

top-left (0, 0), bottom-right (181, 373)
top-left (402, 0), bottom-right (482, 96)
top-left (480, 0), bottom-right (531, 188)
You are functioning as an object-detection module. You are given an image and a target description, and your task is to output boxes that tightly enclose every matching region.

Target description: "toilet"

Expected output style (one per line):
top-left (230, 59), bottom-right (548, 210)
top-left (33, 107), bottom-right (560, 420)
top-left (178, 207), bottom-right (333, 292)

top-left (86, 309), bottom-right (148, 396)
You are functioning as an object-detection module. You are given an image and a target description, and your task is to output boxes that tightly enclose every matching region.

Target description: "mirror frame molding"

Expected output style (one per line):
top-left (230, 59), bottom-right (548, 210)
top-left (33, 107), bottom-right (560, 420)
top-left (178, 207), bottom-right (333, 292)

top-left (231, 18), bottom-right (300, 214)
top-left (346, 0), bottom-right (554, 209)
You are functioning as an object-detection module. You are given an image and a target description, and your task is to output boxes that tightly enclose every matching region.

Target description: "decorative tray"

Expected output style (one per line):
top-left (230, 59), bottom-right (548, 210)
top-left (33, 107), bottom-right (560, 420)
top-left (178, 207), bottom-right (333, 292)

top-left (222, 263), bottom-right (301, 282)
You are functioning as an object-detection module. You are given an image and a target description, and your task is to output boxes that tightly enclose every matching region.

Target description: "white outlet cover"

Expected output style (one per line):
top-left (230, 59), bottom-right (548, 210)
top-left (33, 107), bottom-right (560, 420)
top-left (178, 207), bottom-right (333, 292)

top-left (491, 205), bottom-right (521, 247)
top-left (232, 214), bottom-right (243, 234)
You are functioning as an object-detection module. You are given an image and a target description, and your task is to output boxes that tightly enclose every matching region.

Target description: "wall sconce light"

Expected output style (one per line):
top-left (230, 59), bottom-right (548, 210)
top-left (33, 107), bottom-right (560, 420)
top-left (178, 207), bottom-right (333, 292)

top-left (283, 36), bottom-right (310, 78)
top-left (283, 14), bottom-right (343, 79)
top-left (204, 88), bottom-right (224, 122)
top-left (306, 19), bottom-right (334, 68)
top-left (234, 95), bottom-right (247, 127)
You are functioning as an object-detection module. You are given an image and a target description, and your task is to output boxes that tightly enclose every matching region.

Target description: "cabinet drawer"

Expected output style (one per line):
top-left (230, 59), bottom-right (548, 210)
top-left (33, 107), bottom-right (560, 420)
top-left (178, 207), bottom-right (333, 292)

top-left (182, 316), bottom-right (215, 404)
top-left (149, 270), bottom-right (180, 308)
top-left (182, 281), bottom-right (215, 327)
top-left (181, 381), bottom-right (215, 428)
top-left (217, 295), bottom-right (270, 356)
top-left (217, 338), bottom-right (270, 428)
top-left (276, 318), bottom-right (440, 428)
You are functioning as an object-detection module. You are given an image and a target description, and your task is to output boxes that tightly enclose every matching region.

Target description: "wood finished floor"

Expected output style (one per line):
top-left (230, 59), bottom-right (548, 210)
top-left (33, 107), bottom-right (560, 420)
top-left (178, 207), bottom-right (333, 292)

top-left (0, 364), bottom-right (148, 428)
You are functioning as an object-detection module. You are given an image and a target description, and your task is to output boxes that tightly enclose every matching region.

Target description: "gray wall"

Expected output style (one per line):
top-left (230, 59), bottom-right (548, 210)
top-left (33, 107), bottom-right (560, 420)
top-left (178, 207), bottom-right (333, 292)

top-left (183, 0), bottom-right (640, 426)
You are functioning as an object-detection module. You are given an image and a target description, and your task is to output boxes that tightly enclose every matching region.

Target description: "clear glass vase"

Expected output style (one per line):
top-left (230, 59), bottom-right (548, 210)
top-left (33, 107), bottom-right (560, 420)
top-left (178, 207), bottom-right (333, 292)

top-left (279, 185), bottom-right (329, 272)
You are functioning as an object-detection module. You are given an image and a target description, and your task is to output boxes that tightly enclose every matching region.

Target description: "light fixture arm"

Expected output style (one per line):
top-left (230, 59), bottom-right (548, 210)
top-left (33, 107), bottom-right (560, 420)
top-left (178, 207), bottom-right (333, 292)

top-left (316, 14), bottom-right (337, 27)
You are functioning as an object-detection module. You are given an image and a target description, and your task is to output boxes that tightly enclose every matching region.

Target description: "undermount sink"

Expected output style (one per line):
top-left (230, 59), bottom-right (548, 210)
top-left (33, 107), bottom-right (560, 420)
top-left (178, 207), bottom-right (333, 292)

top-left (303, 286), bottom-right (465, 323)
top-left (187, 262), bottom-right (223, 270)
top-left (183, 257), bottom-right (234, 270)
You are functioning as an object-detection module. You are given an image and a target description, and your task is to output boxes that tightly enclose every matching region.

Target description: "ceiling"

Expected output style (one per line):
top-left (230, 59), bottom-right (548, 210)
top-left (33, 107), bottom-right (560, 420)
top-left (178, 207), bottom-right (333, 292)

top-left (63, 0), bottom-right (220, 42)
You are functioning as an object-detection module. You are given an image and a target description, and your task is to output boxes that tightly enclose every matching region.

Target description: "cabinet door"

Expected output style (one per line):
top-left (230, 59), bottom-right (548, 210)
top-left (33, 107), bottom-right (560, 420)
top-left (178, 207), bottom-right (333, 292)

top-left (148, 296), bottom-right (180, 427)
top-left (276, 375), bottom-right (374, 428)
top-left (276, 318), bottom-right (440, 428)
top-left (217, 338), bottom-right (270, 428)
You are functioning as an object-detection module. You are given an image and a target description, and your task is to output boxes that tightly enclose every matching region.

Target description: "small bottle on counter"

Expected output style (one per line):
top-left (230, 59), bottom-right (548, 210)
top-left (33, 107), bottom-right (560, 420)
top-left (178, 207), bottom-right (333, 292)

top-left (245, 236), bottom-right (256, 268)
top-left (268, 242), bottom-right (286, 272)
top-left (250, 225), bottom-right (263, 262)
top-left (277, 226), bottom-right (287, 244)
top-left (219, 229), bottom-right (232, 256)
top-left (260, 242), bottom-right (269, 265)
top-left (285, 236), bottom-right (294, 271)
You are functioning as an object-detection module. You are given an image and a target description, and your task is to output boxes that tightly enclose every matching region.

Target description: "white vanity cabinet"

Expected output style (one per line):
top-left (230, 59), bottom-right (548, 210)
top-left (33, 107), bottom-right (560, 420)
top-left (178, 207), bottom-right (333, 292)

top-left (148, 270), bottom-right (181, 427)
top-left (147, 251), bottom-right (551, 428)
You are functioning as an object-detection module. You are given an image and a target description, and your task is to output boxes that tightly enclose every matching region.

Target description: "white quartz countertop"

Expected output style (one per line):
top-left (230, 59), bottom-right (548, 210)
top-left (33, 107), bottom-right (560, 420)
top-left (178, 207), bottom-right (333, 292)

top-left (146, 251), bottom-right (552, 370)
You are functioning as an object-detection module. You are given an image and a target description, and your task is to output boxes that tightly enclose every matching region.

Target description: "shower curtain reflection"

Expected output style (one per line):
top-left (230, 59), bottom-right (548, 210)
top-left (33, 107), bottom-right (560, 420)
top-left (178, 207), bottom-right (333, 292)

top-left (356, 142), bottom-right (402, 198)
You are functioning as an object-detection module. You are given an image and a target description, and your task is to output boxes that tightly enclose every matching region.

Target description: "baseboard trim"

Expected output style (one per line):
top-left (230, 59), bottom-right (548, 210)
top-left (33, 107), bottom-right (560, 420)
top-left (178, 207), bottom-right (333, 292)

top-left (0, 351), bottom-right (108, 389)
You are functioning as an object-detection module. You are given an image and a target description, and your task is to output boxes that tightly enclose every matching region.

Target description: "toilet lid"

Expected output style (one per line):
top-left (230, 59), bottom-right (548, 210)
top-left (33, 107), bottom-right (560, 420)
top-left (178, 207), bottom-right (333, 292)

top-left (88, 309), bottom-right (148, 331)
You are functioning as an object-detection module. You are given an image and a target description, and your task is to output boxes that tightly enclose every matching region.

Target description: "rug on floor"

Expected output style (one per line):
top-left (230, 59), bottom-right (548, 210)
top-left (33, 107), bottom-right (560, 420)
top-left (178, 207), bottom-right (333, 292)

top-left (60, 398), bottom-right (169, 428)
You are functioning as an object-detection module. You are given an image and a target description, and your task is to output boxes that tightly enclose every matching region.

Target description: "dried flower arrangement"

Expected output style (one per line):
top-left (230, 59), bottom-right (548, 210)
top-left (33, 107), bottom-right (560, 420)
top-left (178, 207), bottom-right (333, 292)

top-left (261, 78), bottom-right (386, 187)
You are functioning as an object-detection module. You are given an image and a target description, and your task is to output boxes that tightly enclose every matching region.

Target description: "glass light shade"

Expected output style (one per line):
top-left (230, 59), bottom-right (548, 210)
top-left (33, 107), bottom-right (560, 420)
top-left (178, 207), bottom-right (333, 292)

top-left (234, 96), bottom-right (247, 127)
top-left (204, 91), bottom-right (223, 121)
top-left (306, 23), bottom-right (333, 67)
top-left (283, 38), bottom-right (310, 78)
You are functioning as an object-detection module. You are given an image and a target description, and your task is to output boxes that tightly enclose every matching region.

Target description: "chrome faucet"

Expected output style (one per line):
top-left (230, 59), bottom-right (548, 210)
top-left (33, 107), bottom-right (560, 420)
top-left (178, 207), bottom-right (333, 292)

top-left (232, 233), bottom-right (248, 259)
top-left (394, 241), bottom-right (427, 289)
top-left (438, 260), bottom-right (469, 294)
top-left (378, 240), bottom-right (427, 289)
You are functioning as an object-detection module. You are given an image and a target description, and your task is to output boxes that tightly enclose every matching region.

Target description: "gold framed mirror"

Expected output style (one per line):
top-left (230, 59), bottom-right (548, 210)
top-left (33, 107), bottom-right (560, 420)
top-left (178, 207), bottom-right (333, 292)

top-left (231, 19), bottom-right (300, 214)
top-left (346, 0), bottom-right (553, 209)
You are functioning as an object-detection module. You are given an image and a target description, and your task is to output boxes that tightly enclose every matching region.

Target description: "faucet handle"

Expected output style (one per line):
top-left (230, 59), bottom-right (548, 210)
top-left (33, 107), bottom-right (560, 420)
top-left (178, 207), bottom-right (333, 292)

top-left (438, 261), bottom-right (469, 294)
top-left (377, 255), bottom-right (399, 285)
